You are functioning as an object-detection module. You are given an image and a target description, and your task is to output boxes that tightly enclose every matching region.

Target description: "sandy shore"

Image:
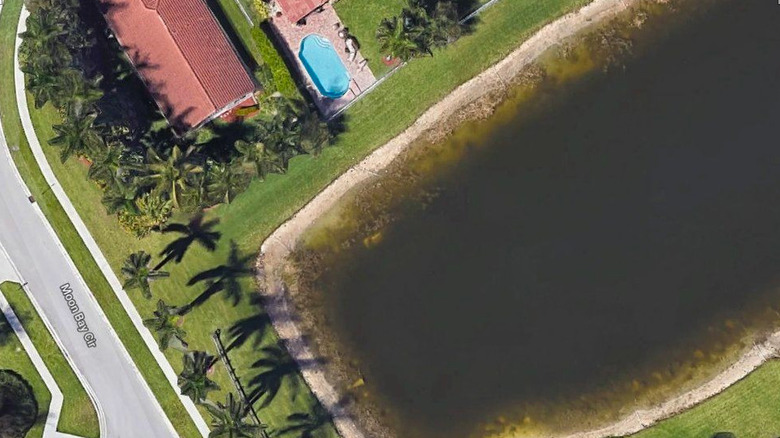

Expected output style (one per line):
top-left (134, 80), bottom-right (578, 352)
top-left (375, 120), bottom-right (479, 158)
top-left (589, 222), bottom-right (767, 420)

top-left (250, 0), bottom-right (780, 437)
top-left (558, 332), bottom-right (780, 438)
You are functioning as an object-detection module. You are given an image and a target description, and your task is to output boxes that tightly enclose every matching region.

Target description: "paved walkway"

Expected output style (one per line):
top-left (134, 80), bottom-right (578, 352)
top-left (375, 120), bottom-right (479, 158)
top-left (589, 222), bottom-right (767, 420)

top-left (270, 2), bottom-right (376, 117)
top-left (12, 5), bottom-right (210, 436)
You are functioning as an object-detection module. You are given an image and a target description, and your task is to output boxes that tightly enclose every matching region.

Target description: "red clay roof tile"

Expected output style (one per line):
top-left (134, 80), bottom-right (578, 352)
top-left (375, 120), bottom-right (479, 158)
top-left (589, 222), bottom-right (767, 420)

top-left (276, 0), bottom-right (329, 23)
top-left (101, 0), bottom-right (256, 130)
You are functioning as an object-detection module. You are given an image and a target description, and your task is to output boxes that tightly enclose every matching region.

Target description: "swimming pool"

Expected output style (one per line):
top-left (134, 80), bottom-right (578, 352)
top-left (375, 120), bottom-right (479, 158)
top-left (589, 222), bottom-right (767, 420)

top-left (299, 34), bottom-right (351, 99)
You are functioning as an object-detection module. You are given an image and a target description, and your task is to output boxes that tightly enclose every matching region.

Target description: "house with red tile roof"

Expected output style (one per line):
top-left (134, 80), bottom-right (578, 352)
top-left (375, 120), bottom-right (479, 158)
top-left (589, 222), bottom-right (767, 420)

top-left (274, 0), bottom-right (329, 23)
top-left (101, 0), bottom-right (257, 132)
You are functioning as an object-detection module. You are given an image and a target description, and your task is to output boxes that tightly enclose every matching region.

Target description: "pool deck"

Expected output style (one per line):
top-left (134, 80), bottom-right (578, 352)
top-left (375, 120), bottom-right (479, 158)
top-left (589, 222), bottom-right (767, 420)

top-left (269, 3), bottom-right (376, 117)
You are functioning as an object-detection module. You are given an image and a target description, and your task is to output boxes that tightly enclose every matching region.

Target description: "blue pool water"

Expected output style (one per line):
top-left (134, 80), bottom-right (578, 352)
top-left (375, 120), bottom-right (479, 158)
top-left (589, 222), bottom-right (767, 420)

top-left (299, 34), bottom-right (351, 99)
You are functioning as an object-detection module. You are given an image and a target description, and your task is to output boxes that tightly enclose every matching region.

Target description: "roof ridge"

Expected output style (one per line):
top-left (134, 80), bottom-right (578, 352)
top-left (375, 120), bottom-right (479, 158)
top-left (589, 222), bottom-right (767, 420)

top-left (154, 0), bottom-right (217, 107)
top-left (157, 0), bottom-right (251, 109)
top-left (101, 0), bottom-right (255, 129)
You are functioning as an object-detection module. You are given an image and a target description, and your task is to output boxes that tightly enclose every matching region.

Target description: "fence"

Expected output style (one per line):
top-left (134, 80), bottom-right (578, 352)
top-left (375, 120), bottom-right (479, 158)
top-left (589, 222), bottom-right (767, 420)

top-left (327, 0), bottom-right (505, 121)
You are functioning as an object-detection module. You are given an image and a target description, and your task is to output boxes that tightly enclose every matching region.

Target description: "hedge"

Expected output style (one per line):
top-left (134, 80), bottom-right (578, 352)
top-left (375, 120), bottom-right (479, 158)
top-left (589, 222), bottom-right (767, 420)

top-left (251, 26), bottom-right (299, 98)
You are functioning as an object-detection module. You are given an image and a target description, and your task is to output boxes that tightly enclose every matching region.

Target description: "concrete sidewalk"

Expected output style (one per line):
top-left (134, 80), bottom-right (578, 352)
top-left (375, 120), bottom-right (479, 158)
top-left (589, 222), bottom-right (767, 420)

top-left (0, 243), bottom-right (83, 438)
top-left (12, 6), bottom-right (210, 435)
top-left (1, 63), bottom-right (177, 438)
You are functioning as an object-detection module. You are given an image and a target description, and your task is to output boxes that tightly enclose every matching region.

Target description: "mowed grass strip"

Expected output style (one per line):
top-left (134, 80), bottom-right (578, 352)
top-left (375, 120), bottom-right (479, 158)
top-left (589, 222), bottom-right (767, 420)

top-left (214, 0), bottom-right (264, 65)
top-left (0, 282), bottom-right (99, 438)
top-left (5, 0), bottom-right (593, 436)
top-left (633, 360), bottom-right (780, 438)
top-left (0, 1), bottom-right (202, 436)
top-left (0, 308), bottom-right (51, 438)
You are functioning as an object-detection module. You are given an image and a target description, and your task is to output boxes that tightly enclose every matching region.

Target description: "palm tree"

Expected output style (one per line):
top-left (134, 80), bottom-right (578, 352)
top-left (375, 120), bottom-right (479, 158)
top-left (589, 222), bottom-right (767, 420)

top-left (143, 299), bottom-right (188, 351)
top-left (26, 69), bottom-right (60, 109)
top-left (235, 140), bottom-right (285, 180)
top-left (88, 142), bottom-right (122, 184)
top-left (101, 177), bottom-right (139, 215)
top-left (49, 103), bottom-right (101, 162)
top-left (206, 160), bottom-right (250, 205)
top-left (178, 351), bottom-right (219, 403)
top-left (182, 171), bottom-right (209, 211)
top-left (205, 393), bottom-right (264, 438)
top-left (430, 1), bottom-right (462, 48)
top-left (143, 145), bottom-right (203, 209)
top-left (283, 100), bottom-right (331, 156)
top-left (52, 68), bottom-right (103, 109)
top-left (257, 112), bottom-right (300, 168)
top-left (18, 9), bottom-right (68, 71)
top-left (121, 251), bottom-right (169, 299)
top-left (377, 15), bottom-right (424, 62)
top-left (135, 192), bottom-right (174, 232)
top-left (155, 212), bottom-right (221, 270)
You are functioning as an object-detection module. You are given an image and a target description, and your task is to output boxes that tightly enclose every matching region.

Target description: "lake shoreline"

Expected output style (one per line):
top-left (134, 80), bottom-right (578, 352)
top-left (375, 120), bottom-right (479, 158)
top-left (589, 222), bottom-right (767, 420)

top-left (250, 0), bottom-right (747, 437)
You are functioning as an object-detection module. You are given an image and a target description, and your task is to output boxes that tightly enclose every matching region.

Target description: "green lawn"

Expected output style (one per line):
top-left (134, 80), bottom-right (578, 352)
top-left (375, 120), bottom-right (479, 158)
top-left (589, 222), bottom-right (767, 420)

top-left (334, 0), bottom-right (496, 75)
top-left (215, 0), bottom-right (264, 65)
top-left (0, 1), bottom-right (202, 436)
top-left (3, 0), bottom-right (596, 436)
top-left (0, 310), bottom-right (50, 438)
top-left (0, 282), bottom-right (99, 437)
top-left (334, 0), bottom-right (407, 75)
top-left (634, 360), bottom-right (780, 438)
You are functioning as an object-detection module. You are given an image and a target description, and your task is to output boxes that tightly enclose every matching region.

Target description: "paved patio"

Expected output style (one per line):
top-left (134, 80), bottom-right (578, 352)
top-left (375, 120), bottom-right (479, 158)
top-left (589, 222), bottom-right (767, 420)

top-left (269, 2), bottom-right (377, 117)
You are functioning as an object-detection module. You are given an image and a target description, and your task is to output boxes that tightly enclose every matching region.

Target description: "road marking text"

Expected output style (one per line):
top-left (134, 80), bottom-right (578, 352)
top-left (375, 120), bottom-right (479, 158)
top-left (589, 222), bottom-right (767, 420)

top-left (60, 283), bottom-right (97, 348)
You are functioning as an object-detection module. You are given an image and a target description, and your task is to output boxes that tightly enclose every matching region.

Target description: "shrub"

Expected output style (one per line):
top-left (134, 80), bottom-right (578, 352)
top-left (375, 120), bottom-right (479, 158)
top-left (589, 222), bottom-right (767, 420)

top-left (118, 193), bottom-right (172, 238)
top-left (251, 26), bottom-right (299, 97)
top-left (0, 370), bottom-right (37, 438)
top-left (251, 0), bottom-right (269, 21)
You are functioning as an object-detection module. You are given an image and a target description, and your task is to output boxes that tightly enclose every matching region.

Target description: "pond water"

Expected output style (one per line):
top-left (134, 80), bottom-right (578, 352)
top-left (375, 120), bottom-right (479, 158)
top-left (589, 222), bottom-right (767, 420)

top-left (300, 1), bottom-right (780, 437)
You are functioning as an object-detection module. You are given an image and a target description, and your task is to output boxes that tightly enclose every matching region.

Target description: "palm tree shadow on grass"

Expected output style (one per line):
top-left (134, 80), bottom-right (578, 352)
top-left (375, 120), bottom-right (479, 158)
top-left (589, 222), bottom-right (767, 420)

top-left (246, 343), bottom-right (324, 408)
top-left (270, 402), bottom-right (333, 438)
top-left (225, 295), bottom-right (272, 354)
top-left (185, 241), bottom-right (254, 309)
top-left (154, 212), bottom-right (222, 271)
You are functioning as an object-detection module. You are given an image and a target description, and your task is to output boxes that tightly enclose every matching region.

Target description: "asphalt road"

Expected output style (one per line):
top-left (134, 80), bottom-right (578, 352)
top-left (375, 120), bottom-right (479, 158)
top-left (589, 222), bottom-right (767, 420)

top-left (0, 107), bottom-right (176, 436)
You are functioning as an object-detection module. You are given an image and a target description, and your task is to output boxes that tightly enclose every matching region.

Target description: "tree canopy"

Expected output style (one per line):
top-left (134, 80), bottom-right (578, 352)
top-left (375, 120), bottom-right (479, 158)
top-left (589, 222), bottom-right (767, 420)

top-left (0, 370), bottom-right (38, 438)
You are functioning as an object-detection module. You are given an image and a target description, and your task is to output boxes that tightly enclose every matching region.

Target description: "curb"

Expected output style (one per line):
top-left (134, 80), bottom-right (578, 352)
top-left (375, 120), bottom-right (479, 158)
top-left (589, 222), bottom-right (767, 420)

top-left (0, 248), bottom-right (92, 438)
top-left (13, 5), bottom-right (209, 437)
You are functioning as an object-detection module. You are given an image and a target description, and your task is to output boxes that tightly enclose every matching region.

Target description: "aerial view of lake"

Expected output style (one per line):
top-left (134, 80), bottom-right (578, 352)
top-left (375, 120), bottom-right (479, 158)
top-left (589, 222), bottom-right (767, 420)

top-left (296, 1), bottom-right (780, 437)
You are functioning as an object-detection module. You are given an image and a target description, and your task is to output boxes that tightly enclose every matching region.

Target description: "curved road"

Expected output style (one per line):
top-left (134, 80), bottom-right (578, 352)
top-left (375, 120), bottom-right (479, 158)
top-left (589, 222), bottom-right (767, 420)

top-left (0, 77), bottom-right (176, 438)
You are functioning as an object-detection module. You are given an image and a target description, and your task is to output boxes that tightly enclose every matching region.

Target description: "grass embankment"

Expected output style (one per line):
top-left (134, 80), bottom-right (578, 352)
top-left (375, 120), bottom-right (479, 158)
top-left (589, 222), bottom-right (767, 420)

top-left (5, 0), bottom-right (595, 436)
top-left (0, 1), bottom-right (202, 436)
top-left (0, 282), bottom-right (99, 437)
top-left (0, 310), bottom-right (50, 438)
top-left (634, 360), bottom-right (780, 437)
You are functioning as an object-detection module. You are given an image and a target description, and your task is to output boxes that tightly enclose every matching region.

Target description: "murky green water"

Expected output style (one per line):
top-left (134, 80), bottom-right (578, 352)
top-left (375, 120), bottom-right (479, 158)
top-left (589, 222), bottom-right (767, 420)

top-left (299, 1), bottom-right (780, 437)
